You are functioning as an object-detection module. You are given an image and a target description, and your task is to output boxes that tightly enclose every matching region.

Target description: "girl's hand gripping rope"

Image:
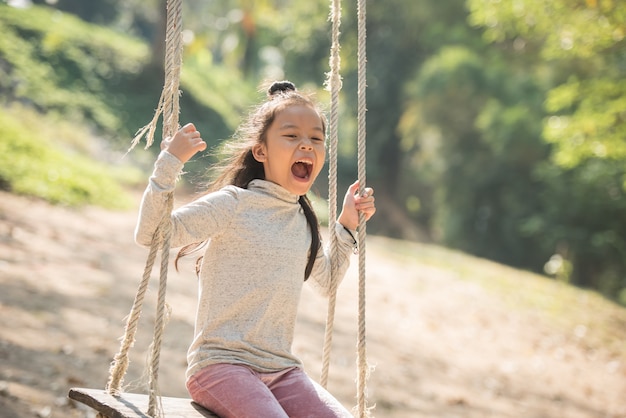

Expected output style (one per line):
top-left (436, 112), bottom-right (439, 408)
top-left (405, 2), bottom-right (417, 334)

top-left (161, 123), bottom-right (207, 163)
top-left (337, 180), bottom-right (376, 231)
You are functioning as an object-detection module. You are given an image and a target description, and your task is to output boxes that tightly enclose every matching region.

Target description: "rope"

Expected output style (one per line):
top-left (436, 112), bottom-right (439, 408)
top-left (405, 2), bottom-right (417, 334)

top-left (103, 0), bottom-right (183, 417)
top-left (321, 0), bottom-right (342, 389)
top-left (356, 0), bottom-right (370, 415)
top-left (104, 222), bottom-right (161, 396)
top-left (323, 0), bottom-right (370, 416)
top-left (146, 0), bottom-right (182, 415)
top-left (105, 0), bottom-right (368, 416)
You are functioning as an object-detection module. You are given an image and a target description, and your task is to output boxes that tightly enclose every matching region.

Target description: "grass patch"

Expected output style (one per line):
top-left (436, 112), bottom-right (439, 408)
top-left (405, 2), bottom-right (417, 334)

top-left (371, 235), bottom-right (626, 362)
top-left (0, 4), bottom-right (150, 139)
top-left (0, 105), bottom-right (143, 209)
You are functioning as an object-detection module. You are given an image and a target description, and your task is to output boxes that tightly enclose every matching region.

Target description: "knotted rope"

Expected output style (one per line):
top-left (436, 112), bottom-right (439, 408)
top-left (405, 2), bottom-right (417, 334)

top-left (104, 0), bottom-right (183, 417)
top-left (321, 0), bottom-right (342, 390)
top-left (103, 0), bottom-right (370, 416)
top-left (355, 0), bottom-right (371, 415)
top-left (322, 0), bottom-right (371, 416)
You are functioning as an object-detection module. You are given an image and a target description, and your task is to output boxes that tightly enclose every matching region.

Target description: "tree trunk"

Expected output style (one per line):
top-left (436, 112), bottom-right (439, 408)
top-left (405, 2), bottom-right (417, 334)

top-left (150, 0), bottom-right (167, 72)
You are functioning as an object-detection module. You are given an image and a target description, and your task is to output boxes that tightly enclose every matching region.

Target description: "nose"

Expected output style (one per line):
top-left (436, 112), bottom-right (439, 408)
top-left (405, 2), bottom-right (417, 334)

top-left (299, 137), bottom-right (313, 151)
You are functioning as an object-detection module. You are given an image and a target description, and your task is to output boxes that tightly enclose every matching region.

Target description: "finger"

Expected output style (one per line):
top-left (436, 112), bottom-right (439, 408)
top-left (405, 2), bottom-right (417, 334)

top-left (359, 204), bottom-right (376, 216)
top-left (185, 127), bottom-right (200, 136)
top-left (182, 122), bottom-right (196, 133)
top-left (348, 180), bottom-right (360, 196)
top-left (363, 187), bottom-right (374, 197)
top-left (357, 202), bottom-right (375, 212)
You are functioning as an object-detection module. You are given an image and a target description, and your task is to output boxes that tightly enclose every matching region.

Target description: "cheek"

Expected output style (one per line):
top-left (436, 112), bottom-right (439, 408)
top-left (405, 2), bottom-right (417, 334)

top-left (316, 143), bottom-right (326, 158)
top-left (315, 148), bottom-right (326, 164)
top-left (315, 149), bottom-right (326, 172)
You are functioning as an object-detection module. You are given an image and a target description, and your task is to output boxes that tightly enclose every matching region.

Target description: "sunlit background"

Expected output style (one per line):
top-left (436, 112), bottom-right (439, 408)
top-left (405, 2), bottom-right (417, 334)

top-left (3, 0), bottom-right (625, 303)
top-left (1, 1), bottom-right (625, 417)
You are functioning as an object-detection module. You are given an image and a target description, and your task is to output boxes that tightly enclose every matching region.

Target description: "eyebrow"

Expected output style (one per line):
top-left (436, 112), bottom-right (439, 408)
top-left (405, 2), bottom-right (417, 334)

top-left (279, 123), bottom-right (324, 133)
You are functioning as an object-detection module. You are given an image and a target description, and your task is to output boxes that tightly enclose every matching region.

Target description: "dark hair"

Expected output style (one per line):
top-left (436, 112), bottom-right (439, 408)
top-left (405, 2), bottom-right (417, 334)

top-left (176, 80), bottom-right (325, 280)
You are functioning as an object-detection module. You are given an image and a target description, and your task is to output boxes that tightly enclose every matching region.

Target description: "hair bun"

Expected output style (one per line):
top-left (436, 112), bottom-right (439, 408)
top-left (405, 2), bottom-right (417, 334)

top-left (268, 80), bottom-right (296, 97)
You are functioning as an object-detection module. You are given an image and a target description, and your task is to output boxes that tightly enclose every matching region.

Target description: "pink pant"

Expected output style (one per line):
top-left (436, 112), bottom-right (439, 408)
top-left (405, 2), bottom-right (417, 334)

top-left (186, 363), bottom-right (353, 418)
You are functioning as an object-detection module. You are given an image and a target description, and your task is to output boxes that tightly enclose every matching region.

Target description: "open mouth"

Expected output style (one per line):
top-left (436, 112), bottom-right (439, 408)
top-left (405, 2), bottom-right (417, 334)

top-left (291, 160), bottom-right (313, 180)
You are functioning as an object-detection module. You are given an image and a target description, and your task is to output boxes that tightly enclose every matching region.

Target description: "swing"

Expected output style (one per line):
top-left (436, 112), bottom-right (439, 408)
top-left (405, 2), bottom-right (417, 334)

top-left (68, 0), bottom-right (370, 417)
top-left (68, 388), bottom-right (217, 418)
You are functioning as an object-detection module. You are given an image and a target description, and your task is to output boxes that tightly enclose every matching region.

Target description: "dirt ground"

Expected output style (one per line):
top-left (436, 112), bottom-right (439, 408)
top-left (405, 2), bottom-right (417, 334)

top-left (0, 189), bottom-right (625, 418)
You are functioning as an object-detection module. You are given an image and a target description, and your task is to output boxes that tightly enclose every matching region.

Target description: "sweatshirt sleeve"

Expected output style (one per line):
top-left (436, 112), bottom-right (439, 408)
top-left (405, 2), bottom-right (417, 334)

top-left (134, 151), bottom-right (237, 248)
top-left (307, 222), bottom-right (358, 296)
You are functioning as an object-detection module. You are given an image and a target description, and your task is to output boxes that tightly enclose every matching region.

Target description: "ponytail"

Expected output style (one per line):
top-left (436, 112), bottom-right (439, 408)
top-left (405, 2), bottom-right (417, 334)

top-left (299, 195), bottom-right (321, 280)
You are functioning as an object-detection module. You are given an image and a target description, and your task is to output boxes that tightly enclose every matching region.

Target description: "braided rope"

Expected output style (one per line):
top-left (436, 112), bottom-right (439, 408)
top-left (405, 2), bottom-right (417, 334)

top-left (146, 1), bottom-right (182, 415)
top-left (104, 224), bottom-right (161, 396)
top-left (146, 197), bottom-right (174, 417)
top-left (104, 1), bottom-right (182, 417)
top-left (321, 0), bottom-right (342, 389)
top-left (322, 1), bottom-right (370, 416)
top-left (356, 0), bottom-right (370, 415)
top-left (106, 0), bottom-right (368, 416)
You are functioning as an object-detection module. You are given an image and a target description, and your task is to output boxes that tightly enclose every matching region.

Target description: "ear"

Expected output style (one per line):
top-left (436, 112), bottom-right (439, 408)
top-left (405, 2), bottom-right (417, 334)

top-left (252, 143), bottom-right (267, 162)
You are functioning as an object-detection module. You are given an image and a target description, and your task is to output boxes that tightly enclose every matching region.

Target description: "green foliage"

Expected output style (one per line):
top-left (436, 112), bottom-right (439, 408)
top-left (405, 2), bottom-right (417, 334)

top-left (356, 0), bottom-right (484, 236)
top-left (468, 0), bottom-right (626, 167)
top-left (544, 78), bottom-right (626, 167)
top-left (407, 45), bottom-right (550, 269)
top-left (3, 0), bottom-right (626, 303)
top-left (467, 0), bottom-right (624, 60)
top-left (466, 0), bottom-right (626, 301)
top-left (0, 2), bottom-right (251, 198)
top-left (525, 159), bottom-right (626, 297)
top-left (180, 51), bottom-right (255, 132)
top-left (0, 105), bottom-right (140, 208)
top-left (0, 4), bottom-right (149, 137)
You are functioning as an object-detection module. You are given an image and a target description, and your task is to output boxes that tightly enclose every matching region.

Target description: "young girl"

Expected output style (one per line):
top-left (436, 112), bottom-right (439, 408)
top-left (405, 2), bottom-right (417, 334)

top-left (135, 80), bottom-right (376, 418)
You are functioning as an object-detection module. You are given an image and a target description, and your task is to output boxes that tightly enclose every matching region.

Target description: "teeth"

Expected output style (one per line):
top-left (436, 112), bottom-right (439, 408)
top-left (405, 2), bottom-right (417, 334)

top-left (296, 160), bottom-right (312, 165)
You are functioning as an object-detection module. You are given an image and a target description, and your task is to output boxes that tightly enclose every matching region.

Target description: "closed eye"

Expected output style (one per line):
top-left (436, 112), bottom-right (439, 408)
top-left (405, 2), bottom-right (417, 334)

top-left (282, 134), bottom-right (324, 142)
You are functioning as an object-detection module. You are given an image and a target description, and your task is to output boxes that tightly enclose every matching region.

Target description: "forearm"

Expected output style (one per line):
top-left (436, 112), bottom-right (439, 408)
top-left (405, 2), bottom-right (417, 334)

top-left (134, 151), bottom-right (183, 246)
top-left (308, 222), bottom-right (357, 296)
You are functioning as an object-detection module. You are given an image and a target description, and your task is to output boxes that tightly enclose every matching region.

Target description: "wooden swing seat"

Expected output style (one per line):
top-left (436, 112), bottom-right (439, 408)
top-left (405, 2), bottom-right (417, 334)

top-left (68, 388), bottom-right (219, 418)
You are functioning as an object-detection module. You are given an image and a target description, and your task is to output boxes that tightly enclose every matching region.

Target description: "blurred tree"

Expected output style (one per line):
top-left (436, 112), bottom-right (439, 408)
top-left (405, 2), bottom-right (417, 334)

top-left (468, 0), bottom-right (626, 167)
top-left (322, 0), bottom-right (483, 238)
top-left (29, 0), bottom-right (161, 38)
top-left (467, 0), bottom-right (626, 299)
top-left (10, 0), bottom-right (626, 300)
top-left (408, 44), bottom-right (549, 265)
top-left (30, 0), bottom-right (119, 24)
top-left (27, 0), bottom-right (165, 70)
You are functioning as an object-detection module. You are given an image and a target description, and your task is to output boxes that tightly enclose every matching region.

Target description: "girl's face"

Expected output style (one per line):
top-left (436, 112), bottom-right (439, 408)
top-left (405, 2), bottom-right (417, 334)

top-left (252, 104), bottom-right (326, 196)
